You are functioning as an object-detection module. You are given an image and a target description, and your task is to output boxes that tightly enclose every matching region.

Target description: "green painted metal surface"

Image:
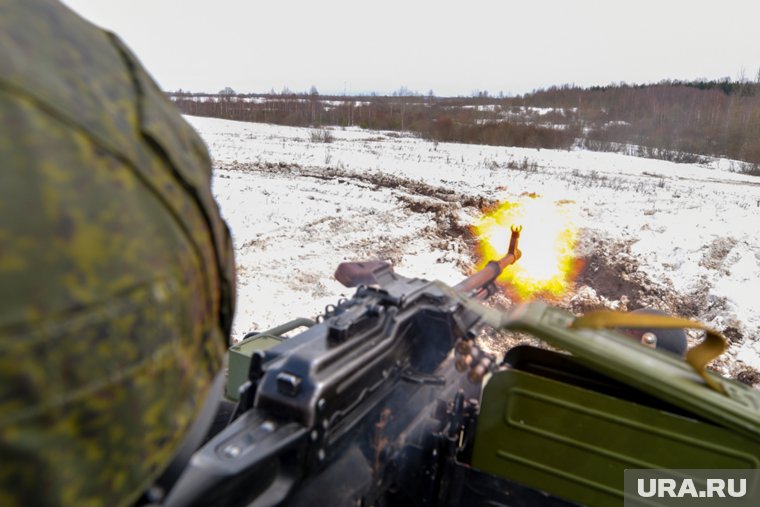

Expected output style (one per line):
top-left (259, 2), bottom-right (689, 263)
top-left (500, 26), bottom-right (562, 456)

top-left (473, 369), bottom-right (760, 506)
top-left (225, 319), bottom-right (315, 401)
top-left (471, 302), bottom-right (760, 506)
top-left (504, 303), bottom-right (760, 439)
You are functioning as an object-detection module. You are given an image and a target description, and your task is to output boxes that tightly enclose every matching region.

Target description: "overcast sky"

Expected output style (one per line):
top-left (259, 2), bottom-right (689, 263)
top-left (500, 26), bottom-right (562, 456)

top-left (60, 0), bottom-right (760, 97)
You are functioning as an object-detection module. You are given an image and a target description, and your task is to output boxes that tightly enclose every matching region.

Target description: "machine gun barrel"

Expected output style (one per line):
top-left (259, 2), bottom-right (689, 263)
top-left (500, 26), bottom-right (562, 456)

top-left (334, 225), bottom-right (522, 297)
top-left (453, 225), bottom-right (522, 297)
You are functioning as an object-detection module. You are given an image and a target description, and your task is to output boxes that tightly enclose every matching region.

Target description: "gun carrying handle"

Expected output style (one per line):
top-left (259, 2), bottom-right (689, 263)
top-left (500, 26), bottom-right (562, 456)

top-left (242, 318), bottom-right (316, 341)
top-left (570, 311), bottom-right (729, 395)
top-left (262, 318), bottom-right (316, 337)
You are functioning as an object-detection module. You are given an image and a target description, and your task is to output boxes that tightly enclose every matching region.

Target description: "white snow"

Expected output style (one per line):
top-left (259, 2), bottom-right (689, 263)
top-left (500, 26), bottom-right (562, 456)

top-left (509, 106), bottom-right (567, 116)
top-left (186, 115), bottom-right (760, 372)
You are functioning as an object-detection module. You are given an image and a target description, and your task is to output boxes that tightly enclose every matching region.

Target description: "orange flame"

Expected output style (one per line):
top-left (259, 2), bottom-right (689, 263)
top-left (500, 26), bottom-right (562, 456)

top-left (473, 197), bottom-right (580, 300)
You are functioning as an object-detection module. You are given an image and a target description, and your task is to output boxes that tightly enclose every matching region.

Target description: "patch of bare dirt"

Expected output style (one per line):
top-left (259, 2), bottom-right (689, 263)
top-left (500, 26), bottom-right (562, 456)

top-left (569, 234), bottom-right (728, 322)
top-left (699, 236), bottom-right (737, 273)
top-left (343, 235), bottom-right (416, 266)
top-left (228, 160), bottom-right (493, 267)
top-left (227, 160), bottom-right (497, 211)
top-left (737, 368), bottom-right (760, 387)
top-left (574, 239), bottom-right (641, 306)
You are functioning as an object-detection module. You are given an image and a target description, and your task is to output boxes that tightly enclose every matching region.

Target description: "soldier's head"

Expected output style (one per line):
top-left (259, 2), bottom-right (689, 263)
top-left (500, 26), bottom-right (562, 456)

top-left (0, 1), bottom-right (235, 504)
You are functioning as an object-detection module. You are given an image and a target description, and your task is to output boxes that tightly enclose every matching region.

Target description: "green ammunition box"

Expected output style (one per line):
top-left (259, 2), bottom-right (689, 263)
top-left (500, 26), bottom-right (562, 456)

top-left (225, 318), bottom-right (314, 401)
top-left (472, 303), bottom-right (760, 507)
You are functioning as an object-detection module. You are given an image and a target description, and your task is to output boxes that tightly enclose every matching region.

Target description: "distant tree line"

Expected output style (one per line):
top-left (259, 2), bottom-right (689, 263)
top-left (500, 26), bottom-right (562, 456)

top-left (520, 77), bottom-right (760, 168)
top-left (168, 90), bottom-right (577, 150)
top-left (168, 76), bottom-right (760, 170)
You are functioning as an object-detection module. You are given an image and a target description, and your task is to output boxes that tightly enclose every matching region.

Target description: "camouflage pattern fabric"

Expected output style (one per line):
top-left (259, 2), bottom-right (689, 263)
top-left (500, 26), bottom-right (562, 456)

top-left (0, 0), bottom-right (236, 505)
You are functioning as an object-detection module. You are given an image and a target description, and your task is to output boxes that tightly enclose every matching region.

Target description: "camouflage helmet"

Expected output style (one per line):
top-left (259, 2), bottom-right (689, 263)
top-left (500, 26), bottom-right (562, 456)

top-left (0, 1), bottom-right (235, 505)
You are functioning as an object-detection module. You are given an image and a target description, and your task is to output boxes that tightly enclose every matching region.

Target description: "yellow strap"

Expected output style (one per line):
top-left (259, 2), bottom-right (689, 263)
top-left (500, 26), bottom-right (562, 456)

top-left (571, 311), bottom-right (728, 395)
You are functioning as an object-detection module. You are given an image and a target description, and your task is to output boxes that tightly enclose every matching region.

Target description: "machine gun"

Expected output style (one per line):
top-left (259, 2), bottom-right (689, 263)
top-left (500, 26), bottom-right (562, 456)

top-left (164, 227), bottom-right (760, 507)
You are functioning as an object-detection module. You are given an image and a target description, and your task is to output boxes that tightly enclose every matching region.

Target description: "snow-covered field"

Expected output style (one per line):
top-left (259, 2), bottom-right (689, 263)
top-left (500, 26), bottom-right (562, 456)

top-left (186, 115), bottom-right (760, 378)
